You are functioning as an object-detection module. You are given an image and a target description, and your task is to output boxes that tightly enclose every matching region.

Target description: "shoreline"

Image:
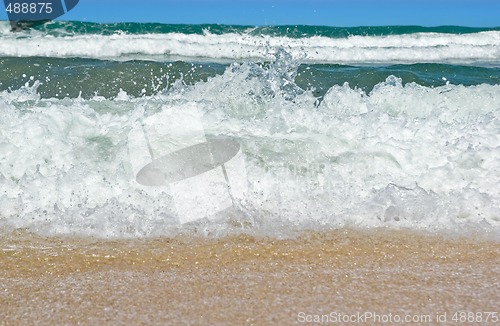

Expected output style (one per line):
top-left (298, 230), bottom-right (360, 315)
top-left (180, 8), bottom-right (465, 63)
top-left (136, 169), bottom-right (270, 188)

top-left (1, 229), bottom-right (499, 325)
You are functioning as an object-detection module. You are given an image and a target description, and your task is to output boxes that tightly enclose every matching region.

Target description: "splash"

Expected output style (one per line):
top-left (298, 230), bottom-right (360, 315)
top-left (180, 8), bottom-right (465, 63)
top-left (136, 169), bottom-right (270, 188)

top-left (0, 54), bottom-right (499, 238)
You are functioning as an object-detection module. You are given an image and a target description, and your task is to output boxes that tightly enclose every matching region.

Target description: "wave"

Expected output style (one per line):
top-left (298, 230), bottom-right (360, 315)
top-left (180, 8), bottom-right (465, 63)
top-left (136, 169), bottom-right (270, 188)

top-left (2, 21), bottom-right (499, 37)
top-left (0, 21), bottom-right (499, 64)
top-left (2, 57), bottom-right (499, 99)
top-left (0, 59), bottom-right (499, 238)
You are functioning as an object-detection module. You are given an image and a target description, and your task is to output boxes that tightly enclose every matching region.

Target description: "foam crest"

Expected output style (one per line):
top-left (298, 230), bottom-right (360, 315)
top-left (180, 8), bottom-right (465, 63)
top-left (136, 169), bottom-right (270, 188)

top-left (0, 30), bottom-right (499, 64)
top-left (0, 61), bottom-right (499, 238)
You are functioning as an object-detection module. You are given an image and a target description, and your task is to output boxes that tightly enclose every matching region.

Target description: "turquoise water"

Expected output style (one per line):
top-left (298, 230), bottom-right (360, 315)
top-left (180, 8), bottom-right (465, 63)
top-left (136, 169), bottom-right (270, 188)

top-left (1, 21), bottom-right (499, 98)
top-left (0, 21), bottom-right (499, 238)
top-left (25, 21), bottom-right (500, 37)
top-left (1, 58), bottom-right (500, 99)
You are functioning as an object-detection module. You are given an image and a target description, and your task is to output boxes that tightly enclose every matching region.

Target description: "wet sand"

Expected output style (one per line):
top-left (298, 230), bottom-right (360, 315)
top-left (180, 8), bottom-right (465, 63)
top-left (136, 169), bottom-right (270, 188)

top-left (1, 229), bottom-right (499, 325)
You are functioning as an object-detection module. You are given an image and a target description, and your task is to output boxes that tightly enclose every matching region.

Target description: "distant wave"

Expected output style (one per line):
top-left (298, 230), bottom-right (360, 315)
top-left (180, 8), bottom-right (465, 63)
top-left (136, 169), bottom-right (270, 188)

top-left (0, 21), bottom-right (499, 64)
top-left (2, 21), bottom-right (499, 37)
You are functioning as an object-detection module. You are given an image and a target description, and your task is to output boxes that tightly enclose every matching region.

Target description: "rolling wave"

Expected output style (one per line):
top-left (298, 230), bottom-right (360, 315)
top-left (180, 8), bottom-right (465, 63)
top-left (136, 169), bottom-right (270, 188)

top-left (0, 21), bottom-right (499, 64)
top-left (0, 60), bottom-right (499, 237)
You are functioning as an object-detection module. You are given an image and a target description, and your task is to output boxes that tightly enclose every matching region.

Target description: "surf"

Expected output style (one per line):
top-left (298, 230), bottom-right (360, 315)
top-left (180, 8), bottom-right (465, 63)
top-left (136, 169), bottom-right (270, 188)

top-left (0, 21), bottom-right (499, 65)
top-left (0, 55), bottom-right (498, 238)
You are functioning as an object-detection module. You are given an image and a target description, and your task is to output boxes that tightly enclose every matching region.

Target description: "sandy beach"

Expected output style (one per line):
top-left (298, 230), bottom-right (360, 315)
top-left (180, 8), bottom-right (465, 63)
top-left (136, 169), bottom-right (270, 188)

top-left (1, 229), bottom-right (499, 325)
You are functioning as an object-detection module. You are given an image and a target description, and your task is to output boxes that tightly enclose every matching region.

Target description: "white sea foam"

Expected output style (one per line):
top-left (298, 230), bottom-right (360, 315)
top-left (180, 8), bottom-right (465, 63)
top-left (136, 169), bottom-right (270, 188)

top-left (0, 25), bottom-right (499, 64)
top-left (0, 61), bottom-right (499, 238)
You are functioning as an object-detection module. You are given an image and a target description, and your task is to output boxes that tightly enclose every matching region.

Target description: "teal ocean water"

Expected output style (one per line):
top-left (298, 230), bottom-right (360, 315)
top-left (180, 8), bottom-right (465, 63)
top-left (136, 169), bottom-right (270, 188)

top-left (14, 21), bottom-right (500, 37)
top-left (0, 21), bottom-right (499, 238)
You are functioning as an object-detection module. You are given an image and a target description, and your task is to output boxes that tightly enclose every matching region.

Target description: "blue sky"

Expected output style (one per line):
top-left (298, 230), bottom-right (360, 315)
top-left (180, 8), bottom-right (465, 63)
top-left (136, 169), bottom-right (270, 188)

top-left (2, 0), bottom-right (500, 26)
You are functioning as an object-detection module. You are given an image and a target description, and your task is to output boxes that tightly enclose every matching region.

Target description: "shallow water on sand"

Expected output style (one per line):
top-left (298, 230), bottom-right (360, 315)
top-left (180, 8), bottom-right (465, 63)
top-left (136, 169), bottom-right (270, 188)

top-left (1, 229), bottom-right (499, 325)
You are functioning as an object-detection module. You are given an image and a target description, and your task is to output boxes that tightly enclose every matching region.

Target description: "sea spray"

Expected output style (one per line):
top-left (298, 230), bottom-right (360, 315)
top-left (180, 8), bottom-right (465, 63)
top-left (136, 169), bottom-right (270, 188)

top-left (0, 51), bottom-right (498, 238)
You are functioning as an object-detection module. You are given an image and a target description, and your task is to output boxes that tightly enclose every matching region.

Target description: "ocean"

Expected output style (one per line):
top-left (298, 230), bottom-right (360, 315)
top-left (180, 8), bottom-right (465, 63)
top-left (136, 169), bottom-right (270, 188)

top-left (1, 21), bottom-right (499, 238)
top-left (1, 21), bottom-right (500, 324)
